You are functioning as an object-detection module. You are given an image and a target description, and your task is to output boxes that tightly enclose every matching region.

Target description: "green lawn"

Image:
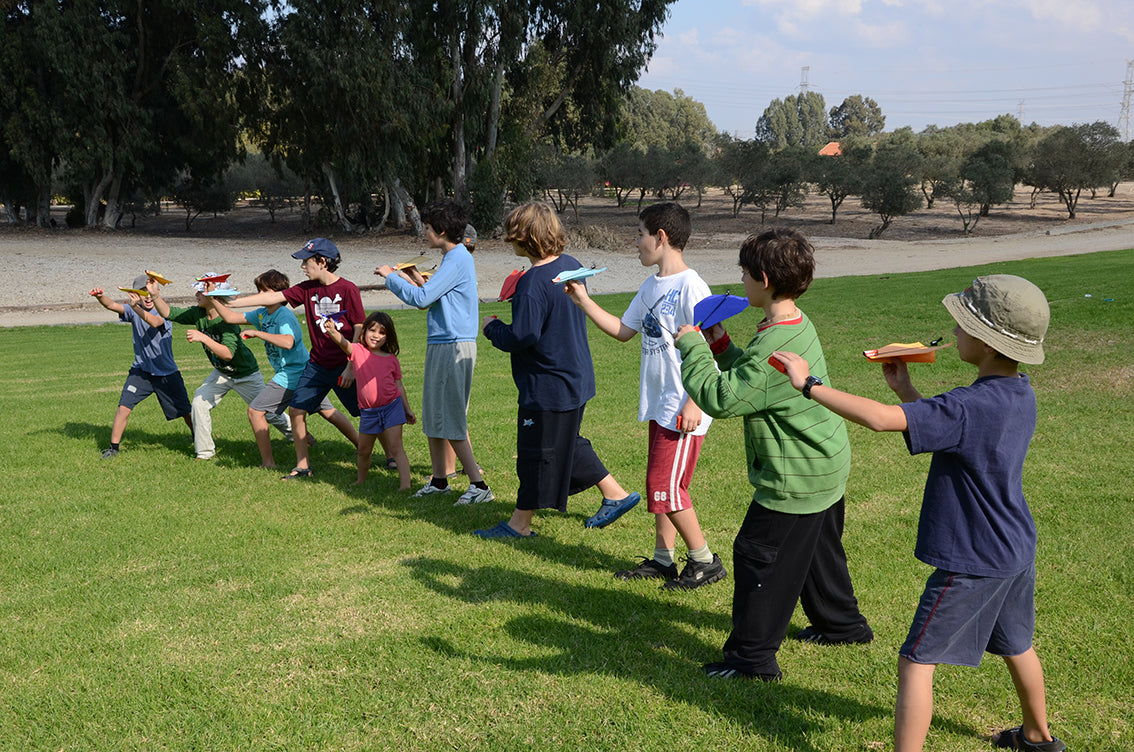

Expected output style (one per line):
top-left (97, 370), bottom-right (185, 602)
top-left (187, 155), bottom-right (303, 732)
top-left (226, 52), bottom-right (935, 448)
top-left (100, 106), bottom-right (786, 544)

top-left (1, 249), bottom-right (1131, 751)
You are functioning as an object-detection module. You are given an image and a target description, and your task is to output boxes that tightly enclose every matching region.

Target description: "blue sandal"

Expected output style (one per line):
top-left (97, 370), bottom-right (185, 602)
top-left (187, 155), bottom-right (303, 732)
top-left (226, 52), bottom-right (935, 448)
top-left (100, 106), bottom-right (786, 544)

top-left (474, 521), bottom-right (536, 539)
top-left (584, 492), bottom-right (641, 528)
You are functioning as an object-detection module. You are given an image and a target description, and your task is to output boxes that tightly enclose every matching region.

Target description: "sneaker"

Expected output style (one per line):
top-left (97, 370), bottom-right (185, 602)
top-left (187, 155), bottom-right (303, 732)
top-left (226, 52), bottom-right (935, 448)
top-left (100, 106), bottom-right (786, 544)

top-left (99, 447), bottom-right (119, 459)
top-left (993, 726), bottom-right (1066, 752)
top-left (412, 482), bottom-right (451, 498)
top-left (584, 492), bottom-right (641, 528)
top-left (792, 624), bottom-right (874, 645)
top-left (454, 485), bottom-right (494, 505)
top-left (702, 661), bottom-right (782, 682)
top-left (614, 557), bottom-right (679, 581)
top-left (662, 554), bottom-right (727, 590)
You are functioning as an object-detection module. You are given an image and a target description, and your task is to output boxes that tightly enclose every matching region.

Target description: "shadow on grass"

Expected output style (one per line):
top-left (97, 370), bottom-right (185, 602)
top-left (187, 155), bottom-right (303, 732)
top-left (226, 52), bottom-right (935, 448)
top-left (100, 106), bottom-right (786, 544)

top-left (402, 556), bottom-right (974, 750)
top-left (60, 420), bottom-right (195, 457)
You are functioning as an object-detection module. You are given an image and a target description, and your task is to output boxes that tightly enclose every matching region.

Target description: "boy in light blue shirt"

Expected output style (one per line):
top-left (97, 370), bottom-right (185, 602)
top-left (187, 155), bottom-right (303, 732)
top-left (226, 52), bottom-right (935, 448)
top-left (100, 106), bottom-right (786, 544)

top-left (374, 198), bottom-right (491, 505)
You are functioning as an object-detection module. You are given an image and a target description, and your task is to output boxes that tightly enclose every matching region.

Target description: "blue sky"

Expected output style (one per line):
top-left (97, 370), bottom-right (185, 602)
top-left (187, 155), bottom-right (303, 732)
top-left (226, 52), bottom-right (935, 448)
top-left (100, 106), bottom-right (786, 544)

top-left (636, 0), bottom-right (1134, 139)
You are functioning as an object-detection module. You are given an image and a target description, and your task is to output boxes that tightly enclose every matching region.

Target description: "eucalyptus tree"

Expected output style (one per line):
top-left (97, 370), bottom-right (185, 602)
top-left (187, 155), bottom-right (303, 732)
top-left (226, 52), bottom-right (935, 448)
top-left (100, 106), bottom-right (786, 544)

top-left (754, 92), bottom-right (829, 150)
top-left (1, 0), bottom-right (267, 228)
top-left (828, 95), bottom-right (885, 140)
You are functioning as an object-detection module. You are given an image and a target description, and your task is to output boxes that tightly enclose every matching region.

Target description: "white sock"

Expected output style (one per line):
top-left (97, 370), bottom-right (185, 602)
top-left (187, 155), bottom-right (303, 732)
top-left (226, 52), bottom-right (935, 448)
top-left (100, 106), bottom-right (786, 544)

top-left (688, 543), bottom-right (713, 564)
top-left (654, 548), bottom-right (675, 567)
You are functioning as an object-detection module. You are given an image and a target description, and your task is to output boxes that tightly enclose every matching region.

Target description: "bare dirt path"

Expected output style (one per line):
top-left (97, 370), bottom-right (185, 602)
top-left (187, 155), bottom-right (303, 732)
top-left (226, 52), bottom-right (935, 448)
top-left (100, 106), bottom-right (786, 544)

top-left (2, 190), bottom-right (1132, 328)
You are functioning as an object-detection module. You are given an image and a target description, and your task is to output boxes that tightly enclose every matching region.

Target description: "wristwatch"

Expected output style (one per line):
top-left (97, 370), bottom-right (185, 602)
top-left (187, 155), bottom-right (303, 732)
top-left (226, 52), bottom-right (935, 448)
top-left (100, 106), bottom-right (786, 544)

top-left (802, 375), bottom-right (823, 399)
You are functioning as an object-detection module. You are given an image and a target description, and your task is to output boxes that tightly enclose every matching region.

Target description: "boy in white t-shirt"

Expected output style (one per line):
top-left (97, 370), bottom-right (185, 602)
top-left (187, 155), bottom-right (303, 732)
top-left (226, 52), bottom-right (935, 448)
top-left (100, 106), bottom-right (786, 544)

top-left (566, 202), bottom-right (724, 590)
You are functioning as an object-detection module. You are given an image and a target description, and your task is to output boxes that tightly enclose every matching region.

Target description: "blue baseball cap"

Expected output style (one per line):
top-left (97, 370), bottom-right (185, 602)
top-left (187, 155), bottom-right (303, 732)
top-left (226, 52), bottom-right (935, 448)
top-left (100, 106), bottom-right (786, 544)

top-left (293, 238), bottom-right (340, 260)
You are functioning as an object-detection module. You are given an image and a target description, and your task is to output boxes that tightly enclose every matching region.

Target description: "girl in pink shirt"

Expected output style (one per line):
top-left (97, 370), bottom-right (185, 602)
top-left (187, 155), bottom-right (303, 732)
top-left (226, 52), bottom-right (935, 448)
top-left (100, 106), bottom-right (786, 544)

top-left (323, 312), bottom-right (415, 489)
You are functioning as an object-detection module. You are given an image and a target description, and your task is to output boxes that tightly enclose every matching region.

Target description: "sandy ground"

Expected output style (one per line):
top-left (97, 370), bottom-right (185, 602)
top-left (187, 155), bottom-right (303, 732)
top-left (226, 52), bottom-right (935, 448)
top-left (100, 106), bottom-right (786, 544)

top-left (2, 198), bottom-right (1132, 328)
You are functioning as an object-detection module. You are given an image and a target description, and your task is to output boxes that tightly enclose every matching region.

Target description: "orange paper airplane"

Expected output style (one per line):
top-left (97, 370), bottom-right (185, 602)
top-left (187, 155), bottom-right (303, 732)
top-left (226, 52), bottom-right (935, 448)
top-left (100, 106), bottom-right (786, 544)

top-left (863, 341), bottom-right (951, 363)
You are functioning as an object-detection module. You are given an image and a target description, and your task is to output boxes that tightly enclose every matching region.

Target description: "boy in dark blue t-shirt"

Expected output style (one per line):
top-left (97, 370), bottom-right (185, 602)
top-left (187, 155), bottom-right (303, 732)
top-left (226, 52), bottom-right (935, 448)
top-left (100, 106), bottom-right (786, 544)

top-left (772, 274), bottom-right (1064, 752)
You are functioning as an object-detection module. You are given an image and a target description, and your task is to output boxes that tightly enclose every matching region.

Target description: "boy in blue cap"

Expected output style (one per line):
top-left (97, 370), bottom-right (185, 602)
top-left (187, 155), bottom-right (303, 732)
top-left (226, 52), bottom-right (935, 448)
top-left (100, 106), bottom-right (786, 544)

top-left (772, 274), bottom-right (1063, 752)
top-left (229, 239), bottom-right (364, 479)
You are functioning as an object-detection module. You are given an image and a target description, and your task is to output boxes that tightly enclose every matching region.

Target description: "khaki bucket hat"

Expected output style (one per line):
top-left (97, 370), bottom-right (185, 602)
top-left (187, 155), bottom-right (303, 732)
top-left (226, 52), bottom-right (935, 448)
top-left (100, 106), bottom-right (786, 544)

top-left (942, 274), bottom-right (1049, 365)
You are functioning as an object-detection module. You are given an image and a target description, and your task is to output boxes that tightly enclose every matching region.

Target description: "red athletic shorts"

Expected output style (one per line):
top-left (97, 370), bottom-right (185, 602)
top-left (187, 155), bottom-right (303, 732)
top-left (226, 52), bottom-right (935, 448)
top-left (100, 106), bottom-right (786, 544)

top-left (645, 420), bottom-right (704, 514)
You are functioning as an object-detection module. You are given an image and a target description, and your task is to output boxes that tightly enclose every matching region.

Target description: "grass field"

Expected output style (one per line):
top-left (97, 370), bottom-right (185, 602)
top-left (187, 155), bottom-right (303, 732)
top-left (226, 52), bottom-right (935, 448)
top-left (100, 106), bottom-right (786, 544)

top-left (1, 250), bottom-right (1131, 751)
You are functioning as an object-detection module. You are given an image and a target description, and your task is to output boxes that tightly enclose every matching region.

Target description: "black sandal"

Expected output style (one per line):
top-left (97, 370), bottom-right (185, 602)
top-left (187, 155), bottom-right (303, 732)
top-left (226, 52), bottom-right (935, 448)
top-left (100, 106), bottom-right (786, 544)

top-left (281, 467), bottom-right (313, 481)
top-left (384, 457), bottom-right (398, 470)
top-left (993, 726), bottom-right (1066, 751)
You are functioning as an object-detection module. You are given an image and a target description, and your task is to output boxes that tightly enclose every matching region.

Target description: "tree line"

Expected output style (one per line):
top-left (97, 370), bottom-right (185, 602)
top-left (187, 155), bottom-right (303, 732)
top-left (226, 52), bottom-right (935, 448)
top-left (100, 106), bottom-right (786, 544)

top-left (3, 4), bottom-right (1132, 238)
top-left (552, 93), bottom-right (1134, 239)
top-left (1, 0), bottom-right (675, 232)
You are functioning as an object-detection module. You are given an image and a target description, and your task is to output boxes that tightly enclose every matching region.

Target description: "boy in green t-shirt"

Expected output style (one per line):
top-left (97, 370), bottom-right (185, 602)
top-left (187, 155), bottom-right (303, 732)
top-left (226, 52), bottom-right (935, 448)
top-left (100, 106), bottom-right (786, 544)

top-left (153, 274), bottom-right (291, 460)
top-left (675, 228), bottom-right (872, 681)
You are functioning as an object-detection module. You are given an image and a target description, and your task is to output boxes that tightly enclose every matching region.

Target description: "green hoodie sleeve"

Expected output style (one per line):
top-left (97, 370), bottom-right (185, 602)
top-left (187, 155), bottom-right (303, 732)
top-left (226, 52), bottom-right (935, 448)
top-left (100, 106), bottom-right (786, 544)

top-left (676, 331), bottom-right (772, 419)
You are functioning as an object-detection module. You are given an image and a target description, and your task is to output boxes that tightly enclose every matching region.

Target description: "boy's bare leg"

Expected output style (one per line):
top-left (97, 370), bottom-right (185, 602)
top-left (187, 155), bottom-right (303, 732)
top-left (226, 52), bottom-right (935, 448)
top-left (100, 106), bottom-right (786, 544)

top-left (1003, 648), bottom-right (1055, 744)
top-left (661, 507), bottom-right (707, 551)
top-left (448, 438), bottom-right (483, 483)
top-left (320, 407), bottom-right (359, 447)
top-left (895, 657), bottom-right (936, 752)
top-left (595, 474), bottom-right (629, 500)
top-left (289, 408), bottom-right (312, 470)
top-left (427, 437), bottom-right (450, 480)
top-left (505, 508), bottom-right (536, 535)
top-left (443, 441), bottom-right (457, 476)
top-left (109, 405), bottom-right (132, 444)
top-left (354, 433), bottom-right (377, 485)
top-left (248, 407), bottom-right (275, 467)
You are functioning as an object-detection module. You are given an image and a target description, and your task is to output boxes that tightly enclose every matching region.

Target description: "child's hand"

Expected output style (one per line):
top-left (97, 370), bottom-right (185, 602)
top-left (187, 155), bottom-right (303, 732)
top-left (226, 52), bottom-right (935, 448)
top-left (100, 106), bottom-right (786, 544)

top-left (676, 324), bottom-right (700, 340)
top-left (404, 408), bottom-right (417, 425)
top-left (185, 329), bottom-right (208, 344)
top-left (677, 401), bottom-right (702, 434)
top-left (563, 280), bottom-right (589, 304)
top-left (481, 315), bottom-right (498, 333)
top-left (770, 351), bottom-right (810, 390)
top-left (374, 265), bottom-right (394, 278)
top-left (403, 267), bottom-right (426, 287)
top-left (882, 360), bottom-right (912, 393)
top-left (89, 288), bottom-right (104, 297)
top-left (240, 330), bottom-right (261, 340)
top-left (125, 291), bottom-right (143, 306)
top-left (702, 323), bottom-right (727, 345)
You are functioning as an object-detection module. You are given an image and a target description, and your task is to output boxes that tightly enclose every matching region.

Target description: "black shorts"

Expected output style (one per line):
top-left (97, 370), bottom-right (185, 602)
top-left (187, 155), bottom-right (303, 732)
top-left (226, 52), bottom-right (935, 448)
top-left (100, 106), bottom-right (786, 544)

top-left (515, 405), bottom-right (608, 512)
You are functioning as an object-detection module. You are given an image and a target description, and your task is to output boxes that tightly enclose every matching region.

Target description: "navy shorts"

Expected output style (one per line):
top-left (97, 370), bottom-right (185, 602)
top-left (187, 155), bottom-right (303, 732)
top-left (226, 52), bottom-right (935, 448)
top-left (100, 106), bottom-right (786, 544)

top-left (289, 360), bottom-right (360, 417)
top-left (359, 399), bottom-right (407, 435)
top-left (900, 564), bottom-right (1036, 667)
top-left (119, 367), bottom-right (191, 420)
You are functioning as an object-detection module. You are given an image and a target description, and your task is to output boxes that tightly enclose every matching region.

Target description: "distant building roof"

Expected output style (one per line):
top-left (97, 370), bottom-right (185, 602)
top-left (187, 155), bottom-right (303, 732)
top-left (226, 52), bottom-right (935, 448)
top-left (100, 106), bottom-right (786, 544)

top-left (818, 141), bottom-right (842, 156)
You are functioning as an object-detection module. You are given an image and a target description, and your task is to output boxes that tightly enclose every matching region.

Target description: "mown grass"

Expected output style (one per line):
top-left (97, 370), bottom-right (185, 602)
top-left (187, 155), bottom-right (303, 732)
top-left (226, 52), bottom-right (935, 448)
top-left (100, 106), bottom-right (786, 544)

top-left (1, 249), bottom-right (1131, 751)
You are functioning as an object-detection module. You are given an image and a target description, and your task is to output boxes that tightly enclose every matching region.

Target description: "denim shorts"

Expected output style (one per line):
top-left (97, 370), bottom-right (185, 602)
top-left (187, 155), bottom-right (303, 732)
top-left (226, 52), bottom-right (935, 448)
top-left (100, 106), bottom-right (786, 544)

top-left (359, 399), bottom-right (407, 435)
top-left (120, 367), bottom-right (191, 419)
top-left (289, 360), bottom-right (359, 417)
top-left (900, 564), bottom-right (1036, 667)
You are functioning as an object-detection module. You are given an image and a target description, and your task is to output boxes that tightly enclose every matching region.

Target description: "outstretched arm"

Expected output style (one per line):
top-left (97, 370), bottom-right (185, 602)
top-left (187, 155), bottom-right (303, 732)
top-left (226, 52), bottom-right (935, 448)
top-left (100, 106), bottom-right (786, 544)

top-left (229, 290), bottom-right (286, 309)
top-left (770, 351), bottom-right (909, 432)
top-left (89, 288), bottom-right (125, 315)
top-left (209, 296), bottom-right (252, 326)
top-left (563, 280), bottom-right (636, 341)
